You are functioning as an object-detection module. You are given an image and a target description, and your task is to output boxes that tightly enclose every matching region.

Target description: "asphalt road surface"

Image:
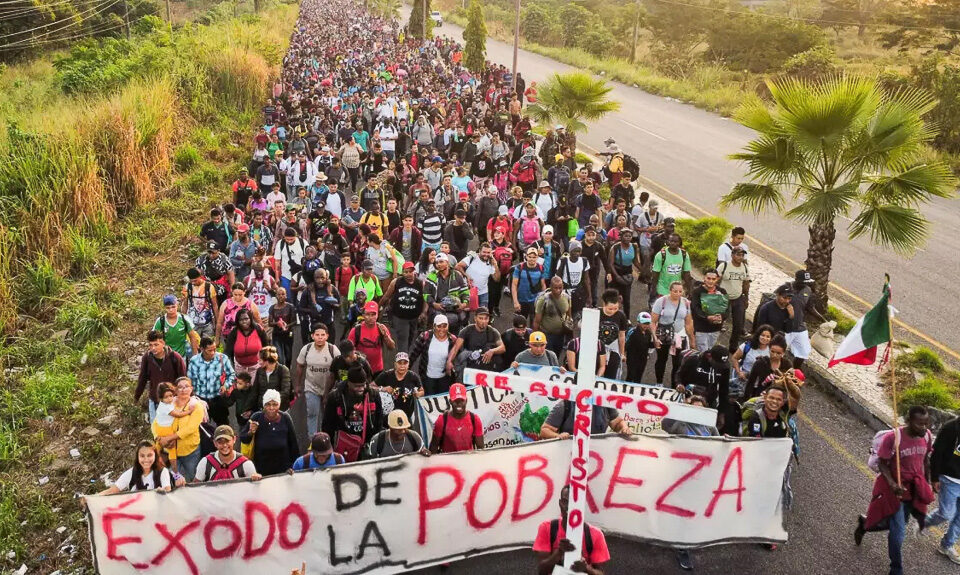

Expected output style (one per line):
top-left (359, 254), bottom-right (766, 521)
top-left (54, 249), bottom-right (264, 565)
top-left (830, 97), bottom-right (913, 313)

top-left (415, 9), bottom-right (960, 363)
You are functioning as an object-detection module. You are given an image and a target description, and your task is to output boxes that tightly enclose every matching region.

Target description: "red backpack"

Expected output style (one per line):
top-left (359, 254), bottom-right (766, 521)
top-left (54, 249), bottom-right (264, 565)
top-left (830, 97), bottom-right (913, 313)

top-left (203, 453), bottom-right (249, 482)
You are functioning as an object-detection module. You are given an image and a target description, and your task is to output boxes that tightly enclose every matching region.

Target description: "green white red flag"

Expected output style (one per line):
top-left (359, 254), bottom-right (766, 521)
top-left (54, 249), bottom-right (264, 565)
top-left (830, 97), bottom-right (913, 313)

top-left (828, 280), bottom-right (892, 368)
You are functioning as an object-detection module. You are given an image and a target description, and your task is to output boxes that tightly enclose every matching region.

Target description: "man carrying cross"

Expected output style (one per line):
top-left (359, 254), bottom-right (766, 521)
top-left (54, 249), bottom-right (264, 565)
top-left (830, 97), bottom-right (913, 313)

top-left (534, 484), bottom-right (610, 575)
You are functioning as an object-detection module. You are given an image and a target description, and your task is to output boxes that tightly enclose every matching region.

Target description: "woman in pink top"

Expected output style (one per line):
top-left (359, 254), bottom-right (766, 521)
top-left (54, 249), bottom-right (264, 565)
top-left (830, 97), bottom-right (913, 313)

top-left (216, 282), bottom-right (262, 346)
top-left (225, 309), bottom-right (268, 378)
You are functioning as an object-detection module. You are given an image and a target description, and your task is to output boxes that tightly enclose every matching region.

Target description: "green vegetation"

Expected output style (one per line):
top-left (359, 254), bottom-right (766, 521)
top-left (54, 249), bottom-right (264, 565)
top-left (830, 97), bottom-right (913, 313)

top-left (463, 0), bottom-right (487, 73)
top-left (0, 1), bottom-right (297, 565)
top-left (825, 305), bottom-right (856, 336)
top-left (526, 71), bottom-right (620, 135)
top-left (720, 76), bottom-right (956, 313)
top-left (900, 346), bottom-right (945, 373)
top-left (673, 216), bottom-right (731, 270)
top-left (900, 376), bottom-right (960, 414)
top-left (409, 0), bottom-right (434, 39)
top-left (896, 347), bottom-right (960, 414)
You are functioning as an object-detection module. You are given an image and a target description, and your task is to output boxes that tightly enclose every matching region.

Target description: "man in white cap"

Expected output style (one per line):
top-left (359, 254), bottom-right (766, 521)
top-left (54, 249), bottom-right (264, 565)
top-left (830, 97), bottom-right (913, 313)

top-left (374, 352), bottom-right (423, 418)
top-left (195, 424), bottom-right (261, 483)
top-left (409, 314), bottom-right (458, 395)
top-left (365, 410), bottom-right (430, 458)
top-left (534, 180), bottom-right (557, 222)
top-left (532, 224), bottom-right (563, 280)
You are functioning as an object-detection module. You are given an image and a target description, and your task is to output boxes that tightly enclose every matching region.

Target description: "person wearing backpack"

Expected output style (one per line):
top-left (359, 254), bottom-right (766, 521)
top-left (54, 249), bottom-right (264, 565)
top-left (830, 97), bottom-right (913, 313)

top-left (428, 383), bottom-right (484, 453)
top-left (555, 241), bottom-right (592, 318)
top-left (718, 246), bottom-right (751, 353)
top-left (346, 301), bottom-right (395, 375)
top-left (514, 201), bottom-right (544, 253)
top-left (533, 484), bottom-right (610, 575)
top-left (625, 312), bottom-right (655, 384)
top-left (650, 233), bottom-right (692, 306)
top-left (273, 227), bottom-right (307, 301)
top-left (676, 345), bottom-right (730, 430)
top-left (607, 227), bottom-right (642, 318)
top-left (716, 226), bottom-right (750, 265)
top-left (154, 294), bottom-right (200, 358)
top-left (512, 248), bottom-right (547, 322)
top-left (690, 268), bottom-right (730, 352)
top-left (195, 425), bottom-right (261, 483)
top-left (366, 410), bottom-right (430, 459)
top-left (925, 413), bottom-right (960, 564)
top-left (292, 432), bottom-right (345, 470)
top-left (855, 406), bottom-right (935, 575)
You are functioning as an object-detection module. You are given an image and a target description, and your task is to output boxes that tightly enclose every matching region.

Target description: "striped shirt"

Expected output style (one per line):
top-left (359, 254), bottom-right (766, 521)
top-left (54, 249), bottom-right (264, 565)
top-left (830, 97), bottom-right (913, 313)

top-left (420, 213), bottom-right (446, 244)
top-left (187, 352), bottom-right (236, 399)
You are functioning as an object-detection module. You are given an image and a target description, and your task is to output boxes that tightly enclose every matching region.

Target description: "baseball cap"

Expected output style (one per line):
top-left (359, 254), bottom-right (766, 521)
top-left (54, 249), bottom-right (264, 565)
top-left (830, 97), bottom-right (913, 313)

top-left (206, 241), bottom-right (219, 251)
top-left (637, 312), bottom-right (652, 324)
top-left (458, 191), bottom-right (469, 199)
top-left (395, 352), bottom-right (410, 363)
top-left (285, 203), bottom-right (297, 211)
top-left (555, 124), bottom-right (565, 130)
top-left (214, 425), bottom-right (235, 442)
top-left (475, 306), bottom-right (490, 317)
top-left (555, 154), bottom-right (564, 162)
top-left (796, 269), bottom-right (814, 284)
top-left (432, 155), bottom-right (444, 162)
top-left (568, 239), bottom-right (582, 251)
top-left (364, 301), bottom-right (379, 314)
top-left (435, 253), bottom-right (449, 263)
top-left (351, 194), bottom-right (360, 201)
top-left (732, 246), bottom-right (746, 254)
top-left (542, 225), bottom-right (554, 235)
top-left (775, 283), bottom-right (794, 296)
top-left (449, 383), bottom-right (467, 401)
top-left (538, 180), bottom-right (551, 188)
top-left (434, 314), bottom-right (449, 325)
top-left (455, 208), bottom-right (467, 217)
top-left (387, 409), bottom-right (412, 430)
top-left (237, 223), bottom-right (250, 233)
top-left (708, 345), bottom-right (730, 367)
top-left (498, 205), bottom-right (508, 215)
top-left (402, 261), bottom-right (415, 271)
top-left (663, 217), bottom-right (676, 224)
top-left (162, 294), bottom-right (177, 306)
top-left (529, 331), bottom-right (547, 344)
top-left (362, 260), bottom-right (375, 270)
top-left (310, 432), bottom-right (333, 456)
top-left (648, 199), bottom-right (659, 208)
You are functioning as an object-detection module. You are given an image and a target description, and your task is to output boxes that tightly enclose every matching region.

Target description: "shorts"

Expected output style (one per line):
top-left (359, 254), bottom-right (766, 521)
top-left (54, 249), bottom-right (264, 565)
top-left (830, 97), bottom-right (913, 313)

top-left (785, 330), bottom-right (811, 360)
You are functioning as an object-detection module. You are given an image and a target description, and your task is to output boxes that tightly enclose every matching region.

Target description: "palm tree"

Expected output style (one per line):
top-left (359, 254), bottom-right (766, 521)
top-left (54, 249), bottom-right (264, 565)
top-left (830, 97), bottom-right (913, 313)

top-left (371, 0), bottom-right (401, 20)
top-left (525, 71), bottom-right (621, 136)
top-left (721, 76), bottom-right (956, 312)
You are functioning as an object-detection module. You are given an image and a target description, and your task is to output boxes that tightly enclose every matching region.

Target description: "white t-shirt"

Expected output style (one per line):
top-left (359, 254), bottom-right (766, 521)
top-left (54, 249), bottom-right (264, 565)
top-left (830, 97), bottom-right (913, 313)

top-left (633, 209), bottom-right (663, 248)
top-left (326, 192), bottom-right (343, 218)
top-left (114, 467), bottom-right (172, 492)
top-left (651, 296), bottom-right (691, 336)
top-left (274, 238), bottom-right (306, 280)
top-left (426, 336), bottom-right (449, 379)
top-left (154, 401), bottom-right (175, 427)
top-left (557, 256), bottom-right (589, 287)
top-left (535, 193), bottom-right (556, 219)
top-left (716, 241), bottom-right (749, 263)
top-left (297, 343), bottom-right (340, 396)
top-left (462, 255), bottom-right (497, 296)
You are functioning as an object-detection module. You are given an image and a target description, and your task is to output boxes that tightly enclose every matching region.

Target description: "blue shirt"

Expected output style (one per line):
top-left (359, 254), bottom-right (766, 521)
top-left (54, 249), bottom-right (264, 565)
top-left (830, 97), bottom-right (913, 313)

top-left (187, 352), bottom-right (236, 399)
top-left (292, 452), bottom-right (342, 470)
top-left (513, 264), bottom-right (545, 304)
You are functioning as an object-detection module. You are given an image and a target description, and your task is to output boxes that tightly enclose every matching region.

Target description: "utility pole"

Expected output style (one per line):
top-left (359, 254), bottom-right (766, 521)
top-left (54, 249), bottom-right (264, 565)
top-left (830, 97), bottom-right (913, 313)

top-left (123, 0), bottom-right (130, 40)
top-left (631, 0), bottom-right (640, 63)
top-left (422, 0), bottom-right (427, 38)
top-left (511, 0), bottom-right (520, 93)
top-left (165, 0), bottom-right (172, 31)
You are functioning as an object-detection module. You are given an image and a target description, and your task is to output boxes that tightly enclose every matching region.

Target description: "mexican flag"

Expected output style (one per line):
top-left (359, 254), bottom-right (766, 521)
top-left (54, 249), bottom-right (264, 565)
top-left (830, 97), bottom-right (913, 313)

top-left (828, 283), bottom-right (892, 368)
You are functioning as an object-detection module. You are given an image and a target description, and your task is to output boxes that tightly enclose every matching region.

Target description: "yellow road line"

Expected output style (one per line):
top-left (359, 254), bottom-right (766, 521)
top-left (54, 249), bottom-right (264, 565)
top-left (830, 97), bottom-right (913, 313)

top-left (579, 139), bottom-right (959, 362)
top-left (798, 412), bottom-right (874, 479)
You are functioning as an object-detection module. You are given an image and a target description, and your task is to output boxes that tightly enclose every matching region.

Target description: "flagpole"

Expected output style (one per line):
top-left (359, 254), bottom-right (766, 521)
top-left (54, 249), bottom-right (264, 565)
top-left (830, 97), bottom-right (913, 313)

top-left (886, 275), bottom-right (901, 486)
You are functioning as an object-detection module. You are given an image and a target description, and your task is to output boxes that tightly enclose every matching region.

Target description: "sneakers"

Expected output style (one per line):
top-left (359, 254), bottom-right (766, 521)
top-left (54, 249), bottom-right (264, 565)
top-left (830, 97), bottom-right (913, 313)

top-left (675, 549), bottom-right (693, 571)
top-left (939, 545), bottom-right (960, 565)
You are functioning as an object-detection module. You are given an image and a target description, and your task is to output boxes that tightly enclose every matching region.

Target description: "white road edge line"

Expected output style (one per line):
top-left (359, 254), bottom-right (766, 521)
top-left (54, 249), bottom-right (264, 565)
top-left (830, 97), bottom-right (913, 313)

top-left (621, 120), bottom-right (667, 141)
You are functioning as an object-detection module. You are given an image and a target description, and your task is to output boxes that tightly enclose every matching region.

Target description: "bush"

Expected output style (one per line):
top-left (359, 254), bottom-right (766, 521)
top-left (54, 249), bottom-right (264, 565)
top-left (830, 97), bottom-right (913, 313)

top-left (55, 298), bottom-right (121, 348)
top-left (899, 376), bottom-right (960, 414)
top-left (673, 216), bottom-right (731, 270)
top-left (900, 347), bottom-right (945, 374)
top-left (826, 305), bottom-right (856, 336)
top-left (17, 254), bottom-right (64, 312)
top-left (175, 144), bottom-right (201, 172)
top-left (705, 12), bottom-right (824, 73)
top-left (65, 227), bottom-right (99, 277)
top-left (782, 45), bottom-right (838, 80)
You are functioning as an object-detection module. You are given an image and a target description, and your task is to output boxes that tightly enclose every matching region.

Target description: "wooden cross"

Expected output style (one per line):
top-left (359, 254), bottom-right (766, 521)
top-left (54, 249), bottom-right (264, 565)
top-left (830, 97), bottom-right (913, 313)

top-left (463, 308), bottom-right (717, 570)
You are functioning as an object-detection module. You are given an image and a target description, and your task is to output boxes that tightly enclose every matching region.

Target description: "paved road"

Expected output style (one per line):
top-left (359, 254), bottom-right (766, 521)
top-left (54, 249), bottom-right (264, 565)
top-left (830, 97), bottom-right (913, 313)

top-left (418, 11), bottom-right (960, 363)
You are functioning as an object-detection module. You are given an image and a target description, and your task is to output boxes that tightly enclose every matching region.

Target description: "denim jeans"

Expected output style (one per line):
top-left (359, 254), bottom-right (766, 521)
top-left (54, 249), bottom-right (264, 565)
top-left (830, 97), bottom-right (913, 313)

top-left (928, 476), bottom-right (960, 549)
top-left (477, 292), bottom-right (489, 309)
top-left (304, 391), bottom-right (323, 437)
top-left (148, 399), bottom-right (158, 423)
top-left (888, 500), bottom-right (916, 575)
top-left (178, 448), bottom-right (202, 483)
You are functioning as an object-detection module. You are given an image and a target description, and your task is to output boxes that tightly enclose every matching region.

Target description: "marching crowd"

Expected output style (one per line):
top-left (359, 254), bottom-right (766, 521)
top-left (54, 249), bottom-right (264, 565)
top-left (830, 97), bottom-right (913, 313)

top-left (86, 0), bottom-right (960, 573)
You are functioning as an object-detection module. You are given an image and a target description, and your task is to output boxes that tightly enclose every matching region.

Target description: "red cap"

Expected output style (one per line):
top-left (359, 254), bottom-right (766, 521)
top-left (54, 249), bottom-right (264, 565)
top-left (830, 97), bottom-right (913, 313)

top-left (449, 383), bottom-right (467, 401)
top-left (402, 261), bottom-right (415, 270)
top-left (237, 223), bottom-right (250, 233)
top-left (364, 301), bottom-right (379, 314)
top-left (458, 191), bottom-right (469, 199)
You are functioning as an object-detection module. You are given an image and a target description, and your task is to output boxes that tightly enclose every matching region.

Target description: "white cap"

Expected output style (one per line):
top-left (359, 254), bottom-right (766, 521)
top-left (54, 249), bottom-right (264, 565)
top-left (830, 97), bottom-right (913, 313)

top-left (434, 314), bottom-right (449, 325)
top-left (435, 253), bottom-right (449, 263)
top-left (555, 124), bottom-right (565, 130)
top-left (542, 225), bottom-right (554, 235)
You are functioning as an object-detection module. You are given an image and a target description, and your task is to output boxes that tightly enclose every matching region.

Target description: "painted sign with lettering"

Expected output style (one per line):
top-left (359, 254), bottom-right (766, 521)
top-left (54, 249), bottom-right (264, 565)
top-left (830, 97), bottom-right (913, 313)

top-left (85, 435), bottom-right (790, 574)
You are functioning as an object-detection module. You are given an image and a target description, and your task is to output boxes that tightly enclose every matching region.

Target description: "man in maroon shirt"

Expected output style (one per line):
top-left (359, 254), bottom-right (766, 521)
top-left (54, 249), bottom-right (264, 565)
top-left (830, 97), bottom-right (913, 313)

top-left (428, 383), bottom-right (484, 453)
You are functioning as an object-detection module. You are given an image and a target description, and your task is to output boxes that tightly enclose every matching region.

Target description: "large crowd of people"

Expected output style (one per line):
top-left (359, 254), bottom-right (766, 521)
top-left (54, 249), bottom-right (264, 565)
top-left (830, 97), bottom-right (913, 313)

top-left (89, 0), bottom-right (960, 573)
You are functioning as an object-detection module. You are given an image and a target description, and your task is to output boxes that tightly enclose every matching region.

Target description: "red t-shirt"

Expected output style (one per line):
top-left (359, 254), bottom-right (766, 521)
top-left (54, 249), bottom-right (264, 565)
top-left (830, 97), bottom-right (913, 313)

top-left (878, 427), bottom-right (931, 483)
top-left (432, 412), bottom-right (482, 453)
top-left (351, 323), bottom-right (385, 372)
top-left (532, 520), bottom-right (610, 566)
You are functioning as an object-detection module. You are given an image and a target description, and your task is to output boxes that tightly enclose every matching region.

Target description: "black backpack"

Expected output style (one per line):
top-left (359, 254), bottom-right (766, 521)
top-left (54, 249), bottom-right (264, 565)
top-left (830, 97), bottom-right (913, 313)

top-left (622, 154), bottom-right (640, 179)
top-left (751, 292), bottom-right (776, 329)
top-left (549, 518), bottom-right (595, 557)
top-left (435, 411), bottom-right (479, 453)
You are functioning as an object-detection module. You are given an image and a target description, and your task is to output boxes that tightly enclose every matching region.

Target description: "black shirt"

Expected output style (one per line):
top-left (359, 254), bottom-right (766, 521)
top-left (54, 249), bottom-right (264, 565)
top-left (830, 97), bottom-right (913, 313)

top-left (201, 221), bottom-right (230, 252)
top-left (598, 311), bottom-right (629, 348)
top-left (755, 300), bottom-right (792, 334)
top-left (374, 369), bottom-right (422, 416)
top-left (580, 239), bottom-right (607, 276)
top-left (745, 410), bottom-right (788, 438)
top-left (502, 329), bottom-right (531, 366)
top-left (458, 325), bottom-right (502, 352)
top-left (391, 278), bottom-right (426, 320)
top-left (566, 338), bottom-right (605, 372)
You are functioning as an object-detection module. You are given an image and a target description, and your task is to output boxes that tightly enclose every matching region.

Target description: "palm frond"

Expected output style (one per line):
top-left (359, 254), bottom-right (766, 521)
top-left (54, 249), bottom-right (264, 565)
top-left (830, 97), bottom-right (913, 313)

top-left (784, 182), bottom-right (858, 225)
top-left (848, 204), bottom-right (930, 254)
top-left (769, 76), bottom-right (879, 153)
top-left (728, 135), bottom-right (799, 182)
top-left (733, 98), bottom-right (777, 134)
top-left (531, 72), bottom-right (620, 132)
top-left (720, 182), bottom-right (786, 215)
top-left (864, 163), bottom-right (958, 206)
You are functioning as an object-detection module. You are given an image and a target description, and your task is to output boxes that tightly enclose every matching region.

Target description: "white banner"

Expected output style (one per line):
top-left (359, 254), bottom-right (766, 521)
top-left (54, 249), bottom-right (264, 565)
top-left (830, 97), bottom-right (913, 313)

top-left (86, 436), bottom-right (790, 574)
top-left (417, 365), bottom-right (691, 446)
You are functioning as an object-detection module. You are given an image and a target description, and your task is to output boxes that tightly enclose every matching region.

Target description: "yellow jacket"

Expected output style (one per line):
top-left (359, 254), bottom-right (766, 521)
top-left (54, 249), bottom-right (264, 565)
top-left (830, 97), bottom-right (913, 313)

top-left (152, 399), bottom-right (206, 457)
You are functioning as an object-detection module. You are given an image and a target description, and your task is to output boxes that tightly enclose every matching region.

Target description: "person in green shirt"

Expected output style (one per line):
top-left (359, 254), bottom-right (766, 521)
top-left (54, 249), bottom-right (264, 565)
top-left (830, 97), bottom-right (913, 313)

top-left (153, 295), bottom-right (200, 358)
top-left (650, 233), bottom-right (693, 302)
top-left (347, 261), bottom-right (383, 305)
